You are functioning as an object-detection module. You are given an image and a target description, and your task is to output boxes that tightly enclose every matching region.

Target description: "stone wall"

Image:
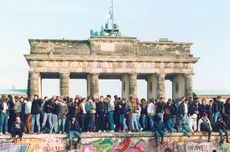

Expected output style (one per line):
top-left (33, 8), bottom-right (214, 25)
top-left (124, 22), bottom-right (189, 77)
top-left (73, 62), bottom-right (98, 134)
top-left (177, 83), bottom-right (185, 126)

top-left (0, 132), bottom-right (229, 152)
top-left (28, 37), bottom-right (193, 57)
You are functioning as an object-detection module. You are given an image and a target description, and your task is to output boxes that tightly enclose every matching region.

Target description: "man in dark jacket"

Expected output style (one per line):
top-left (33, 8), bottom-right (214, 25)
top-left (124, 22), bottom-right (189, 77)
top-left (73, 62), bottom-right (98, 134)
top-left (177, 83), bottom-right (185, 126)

top-left (11, 116), bottom-right (24, 142)
top-left (212, 96), bottom-right (224, 125)
top-left (96, 96), bottom-right (106, 132)
top-left (217, 116), bottom-right (229, 145)
top-left (224, 98), bottom-right (230, 129)
top-left (41, 96), bottom-right (54, 133)
top-left (67, 116), bottom-right (82, 150)
top-left (31, 94), bottom-right (42, 133)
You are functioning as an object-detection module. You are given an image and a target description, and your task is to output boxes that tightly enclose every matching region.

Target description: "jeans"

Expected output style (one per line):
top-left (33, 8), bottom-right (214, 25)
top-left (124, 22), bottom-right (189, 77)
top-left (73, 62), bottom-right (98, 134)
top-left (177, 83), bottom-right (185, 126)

top-left (165, 118), bottom-right (173, 132)
top-left (42, 113), bottom-right (53, 131)
top-left (108, 111), bottom-right (114, 131)
top-left (137, 114), bottom-right (142, 129)
top-left (68, 131), bottom-right (81, 147)
top-left (51, 114), bottom-right (58, 133)
top-left (140, 114), bottom-right (147, 130)
top-left (0, 112), bottom-right (8, 133)
top-left (58, 118), bottom-right (66, 133)
top-left (119, 114), bottom-right (127, 131)
top-left (219, 129), bottom-right (229, 142)
top-left (31, 114), bottom-right (40, 133)
top-left (183, 114), bottom-right (189, 125)
top-left (201, 127), bottom-right (211, 141)
top-left (131, 113), bottom-right (139, 131)
top-left (155, 130), bottom-right (164, 145)
top-left (108, 111), bottom-right (115, 131)
top-left (148, 115), bottom-right (155, 131)
top-left (158, 113), bottom-right (164, 122)
top-left (126, 113), bottom-right (132, 131)
top-left (98, 112), bottom-right (105, 131)
top-left (214, 112), bottom-right (220, 124)
top-left (88, 113), bottom-right (95, 132)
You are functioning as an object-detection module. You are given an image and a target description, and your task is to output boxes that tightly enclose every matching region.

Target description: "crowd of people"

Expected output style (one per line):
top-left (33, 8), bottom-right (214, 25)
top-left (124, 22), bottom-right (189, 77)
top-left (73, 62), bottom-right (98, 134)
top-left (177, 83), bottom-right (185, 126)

top-left (0, 94), bottom-right (230, 147)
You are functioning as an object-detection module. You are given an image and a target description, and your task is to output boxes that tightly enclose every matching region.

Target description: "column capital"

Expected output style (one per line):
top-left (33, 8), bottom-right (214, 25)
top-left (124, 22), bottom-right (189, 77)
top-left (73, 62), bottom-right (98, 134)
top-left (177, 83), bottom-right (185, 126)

top-left (157, 73), bottom-right (166, 77)
top-left (60, 72), bottom-right (70, 77)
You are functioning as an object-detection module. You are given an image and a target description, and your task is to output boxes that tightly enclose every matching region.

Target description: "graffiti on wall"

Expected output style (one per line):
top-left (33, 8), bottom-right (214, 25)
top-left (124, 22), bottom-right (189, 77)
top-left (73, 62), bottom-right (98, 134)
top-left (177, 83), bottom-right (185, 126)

top-left (77, 136), bottom-right (230, 152)
top-left (0, 135), bottom-right (230, 152)
top-left (76, 138), bottom-right (146, 152)
top-left (0, 137), bottom-right (66, 152)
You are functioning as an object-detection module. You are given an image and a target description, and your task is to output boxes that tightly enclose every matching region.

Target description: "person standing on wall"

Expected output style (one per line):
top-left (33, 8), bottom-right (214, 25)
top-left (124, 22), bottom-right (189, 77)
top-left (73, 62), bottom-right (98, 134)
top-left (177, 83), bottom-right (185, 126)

top-left (24, 97), bottom-right (32, 134)
top-left (107, 95), bottom-right (115, 132)
top-left (31, 94), bottom-right (42, 134)
top-left (0, 95), bottom-right (9, 135)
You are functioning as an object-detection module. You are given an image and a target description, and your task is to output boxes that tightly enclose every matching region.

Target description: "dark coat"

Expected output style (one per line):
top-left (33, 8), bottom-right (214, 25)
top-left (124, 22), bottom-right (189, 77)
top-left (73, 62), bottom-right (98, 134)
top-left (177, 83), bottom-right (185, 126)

top-left (11, 121), bottom-right (24, 132)
top-left (31, 99), bottom-right (42, 115)
top-left (67, 120), bottom-right (82, 133)
top-left (43, 99), bottom-right (53, 113)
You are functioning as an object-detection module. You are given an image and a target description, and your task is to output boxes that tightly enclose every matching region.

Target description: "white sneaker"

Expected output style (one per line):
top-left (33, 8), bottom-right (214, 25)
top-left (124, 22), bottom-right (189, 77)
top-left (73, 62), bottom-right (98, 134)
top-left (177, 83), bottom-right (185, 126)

top-left (103, 130), bottom-right (106, 133)
top-left (98, 130), bottom-right (102, 133)
top-left (110, 130), bottom-right (114, 133)
top-left (0, 132), bottom-right (3, 135)
top-left (128, 131), bottom-right (132, 134)
top-left (140, 128), bottom-right (143, 131)
top-left (4, 132), bottom-right (10, 135)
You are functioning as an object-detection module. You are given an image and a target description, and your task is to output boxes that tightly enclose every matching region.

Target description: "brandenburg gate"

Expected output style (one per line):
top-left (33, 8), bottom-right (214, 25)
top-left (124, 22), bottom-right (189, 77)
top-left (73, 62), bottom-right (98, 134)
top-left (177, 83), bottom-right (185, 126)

top-left (24, 4), bottom-right (199, 100)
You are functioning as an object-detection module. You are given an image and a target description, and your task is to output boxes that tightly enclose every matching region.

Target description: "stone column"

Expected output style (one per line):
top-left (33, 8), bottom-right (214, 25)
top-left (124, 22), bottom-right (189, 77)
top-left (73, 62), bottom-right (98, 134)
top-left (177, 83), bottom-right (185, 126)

top-left (122, 74), bottom-right (129, 101)
top-left (157, 74), bottom-right (165, 98)
top-left (129, 73), bottom-right (137, 98)
top-left (172, 74), bottom-right (185, 99)
top-left (185, 73), bottom-right (193, 97)
top-left (87, 73), bottom-right (99, 98)
top-left (147, 74), bottom-right (158, 100)
top-left (29, 72), bottom-right (41, 98)
top-left (60, 72), bottom-right (70, 97)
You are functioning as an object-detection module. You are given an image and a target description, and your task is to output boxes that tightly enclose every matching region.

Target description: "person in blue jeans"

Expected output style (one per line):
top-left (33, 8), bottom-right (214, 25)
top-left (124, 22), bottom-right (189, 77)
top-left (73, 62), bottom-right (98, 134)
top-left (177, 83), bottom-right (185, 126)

top-left (0, 95), bottom-right (9, 135)
top-left (67, 116), bottom-right (82, 150)
top-left (217, 116), bottom-right (229, 145)
top-left (107, 95), bottom-right (115, 132)
top-left (31, 95), bottom-right (42, 133)
top-left (154, 115), bottom-right (165, 146)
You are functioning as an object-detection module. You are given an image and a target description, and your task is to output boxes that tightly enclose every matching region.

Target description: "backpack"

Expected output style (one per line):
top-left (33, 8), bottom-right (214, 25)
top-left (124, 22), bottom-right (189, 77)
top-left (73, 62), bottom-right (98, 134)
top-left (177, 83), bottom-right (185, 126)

top-left (85, 101), bottom-right (92, 113)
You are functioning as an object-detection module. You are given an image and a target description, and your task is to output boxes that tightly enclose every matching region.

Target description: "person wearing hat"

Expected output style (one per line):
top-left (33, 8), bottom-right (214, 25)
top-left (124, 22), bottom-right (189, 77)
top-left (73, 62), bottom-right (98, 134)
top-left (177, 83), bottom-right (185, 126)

top-left (198, 113), bottom-right (212, 142)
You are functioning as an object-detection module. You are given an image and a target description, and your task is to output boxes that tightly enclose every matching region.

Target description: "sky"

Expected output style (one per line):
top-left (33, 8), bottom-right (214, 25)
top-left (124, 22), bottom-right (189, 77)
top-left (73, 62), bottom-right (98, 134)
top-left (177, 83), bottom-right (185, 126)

top-left (0, 0), bottom-right (230, 99)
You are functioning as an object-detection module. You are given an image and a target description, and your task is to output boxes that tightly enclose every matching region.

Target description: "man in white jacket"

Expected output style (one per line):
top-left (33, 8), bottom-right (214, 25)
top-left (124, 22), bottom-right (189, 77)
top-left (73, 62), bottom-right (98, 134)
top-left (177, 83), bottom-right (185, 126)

top-left (147, 99), bottom-right (156, 130)
top-left (198, 113), bottom-right (212, 142)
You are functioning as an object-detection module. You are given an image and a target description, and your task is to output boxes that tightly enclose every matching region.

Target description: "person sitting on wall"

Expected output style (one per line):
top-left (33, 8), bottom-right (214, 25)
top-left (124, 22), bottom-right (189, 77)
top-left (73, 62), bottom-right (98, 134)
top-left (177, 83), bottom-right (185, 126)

top-left (67, 116), bottom-right (82, 150)
top-left (198, 113), bottom-right (212, 142)
top-left (154, 115), bottom-right (165, 146)
top-left (11, 116), bottom-right (24, 142)
top-left (217, 116), bottom-right (229, 145)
